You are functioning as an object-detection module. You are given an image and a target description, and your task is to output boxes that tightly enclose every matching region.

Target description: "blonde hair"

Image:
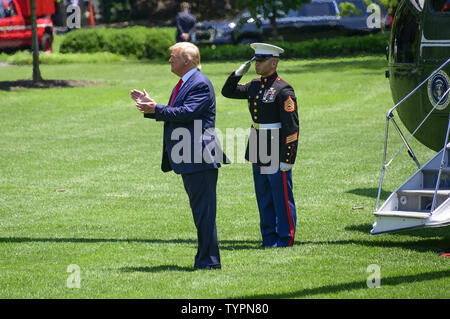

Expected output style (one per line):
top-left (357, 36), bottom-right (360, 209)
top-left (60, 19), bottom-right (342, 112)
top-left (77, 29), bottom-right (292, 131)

top-left (170, 42), bottom-right (201, 70)
top-left (180, 2), bottom-right (190, 11)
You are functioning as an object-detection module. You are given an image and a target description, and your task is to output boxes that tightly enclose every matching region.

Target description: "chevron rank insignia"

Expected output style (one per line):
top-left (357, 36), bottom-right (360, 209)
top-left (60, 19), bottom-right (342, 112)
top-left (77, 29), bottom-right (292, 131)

top-left (286, 132), bottom-right (298, 144)
top-left (284, 96), bottom-right (295, 112)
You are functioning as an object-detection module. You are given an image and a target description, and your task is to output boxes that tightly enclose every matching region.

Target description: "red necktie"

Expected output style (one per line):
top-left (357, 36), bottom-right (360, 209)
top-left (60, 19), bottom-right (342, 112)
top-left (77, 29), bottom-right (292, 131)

top-left (169, 79), bottom-right (183, 106)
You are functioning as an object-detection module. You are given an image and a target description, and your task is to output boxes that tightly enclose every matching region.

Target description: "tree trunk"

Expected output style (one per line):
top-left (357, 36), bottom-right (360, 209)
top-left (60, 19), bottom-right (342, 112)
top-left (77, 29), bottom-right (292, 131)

top-left (54, 0), bottom-right (67, 27)
top-left (79, 0), bottom-right (87, 27)
top-left (270, 15), bottom-right (279, 41)
top-left (31, 0), bottom-right (42, 82)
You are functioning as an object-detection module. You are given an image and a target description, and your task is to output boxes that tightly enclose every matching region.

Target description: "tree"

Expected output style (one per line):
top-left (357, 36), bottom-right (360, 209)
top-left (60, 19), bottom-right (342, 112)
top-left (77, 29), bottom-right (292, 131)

top-left (236, 0), bottom-right (309, 41)
top-left (339, 0), bottom-right (401, 18)
top-left (380, 0), bottom-right (401, 16)
top-left (30, 0), bottom-right (42, 82)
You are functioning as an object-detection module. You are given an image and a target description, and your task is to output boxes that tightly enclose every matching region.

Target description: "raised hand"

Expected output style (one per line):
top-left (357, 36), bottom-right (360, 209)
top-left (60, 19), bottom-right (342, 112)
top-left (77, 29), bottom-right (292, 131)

top-left (131, 89), bottom-right (156, 114)
top-left (130, 89), bottom-right (151, 103)
top-left (235, 60), bottom-right (251, 76)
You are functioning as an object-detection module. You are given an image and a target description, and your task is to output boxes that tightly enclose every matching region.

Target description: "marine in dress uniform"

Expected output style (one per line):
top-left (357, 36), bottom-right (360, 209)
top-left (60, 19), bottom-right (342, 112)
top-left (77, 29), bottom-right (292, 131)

top-left (221, 43), bottom-right (299, 247)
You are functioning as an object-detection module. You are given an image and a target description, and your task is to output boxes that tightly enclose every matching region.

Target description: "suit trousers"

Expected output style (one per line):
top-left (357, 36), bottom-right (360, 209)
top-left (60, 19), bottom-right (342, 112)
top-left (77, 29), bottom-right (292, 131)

top-left (252, 165), bottom-right (297, 247)
top-left (181, 168), bottom-right (221, 269)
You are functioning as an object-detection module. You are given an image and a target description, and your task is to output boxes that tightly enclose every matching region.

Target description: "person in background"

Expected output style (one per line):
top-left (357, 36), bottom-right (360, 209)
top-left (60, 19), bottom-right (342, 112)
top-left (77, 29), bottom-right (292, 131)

top-left (176, 2), bottom-right (196, 42)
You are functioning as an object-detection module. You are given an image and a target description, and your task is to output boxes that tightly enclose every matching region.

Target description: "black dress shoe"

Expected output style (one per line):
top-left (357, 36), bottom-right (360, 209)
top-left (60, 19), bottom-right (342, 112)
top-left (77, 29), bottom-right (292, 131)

top-left (194, 264), bottom-right (221, 270)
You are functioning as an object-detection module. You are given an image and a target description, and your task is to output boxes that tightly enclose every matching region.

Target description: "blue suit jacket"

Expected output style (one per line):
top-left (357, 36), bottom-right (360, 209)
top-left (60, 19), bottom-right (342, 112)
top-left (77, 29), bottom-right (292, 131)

top-left (176, 11), bottom-right (196, 42)
top-left (145, 70), bottom-right (226, 174)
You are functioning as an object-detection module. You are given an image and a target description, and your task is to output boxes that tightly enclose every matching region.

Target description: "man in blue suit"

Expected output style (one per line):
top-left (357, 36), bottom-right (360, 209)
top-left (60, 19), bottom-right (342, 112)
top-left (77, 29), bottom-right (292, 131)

top-left (130, 42), bottom-right (224, 270)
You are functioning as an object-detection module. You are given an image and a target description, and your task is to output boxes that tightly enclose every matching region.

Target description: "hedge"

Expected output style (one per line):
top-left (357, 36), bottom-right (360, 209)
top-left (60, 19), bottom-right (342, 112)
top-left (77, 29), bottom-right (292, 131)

top-left (60, 26), bottom-right (176, 59)
top-left (60, 26), bottom-right (389, 61)
top-left (200, 33), bottom-right (390, 61)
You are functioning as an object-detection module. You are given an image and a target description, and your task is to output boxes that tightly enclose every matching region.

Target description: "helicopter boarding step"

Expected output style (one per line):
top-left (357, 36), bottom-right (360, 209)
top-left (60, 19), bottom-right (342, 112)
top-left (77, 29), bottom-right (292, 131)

top-left (372, 144), bottom-right (450, 235)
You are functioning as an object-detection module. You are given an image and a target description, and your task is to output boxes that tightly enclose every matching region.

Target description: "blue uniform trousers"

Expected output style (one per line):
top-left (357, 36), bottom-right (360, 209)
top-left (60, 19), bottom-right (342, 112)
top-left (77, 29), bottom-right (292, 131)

top-left (252, 165), bottom-right (297, 247)
top-left (181, 168), bottom-right (221, 269)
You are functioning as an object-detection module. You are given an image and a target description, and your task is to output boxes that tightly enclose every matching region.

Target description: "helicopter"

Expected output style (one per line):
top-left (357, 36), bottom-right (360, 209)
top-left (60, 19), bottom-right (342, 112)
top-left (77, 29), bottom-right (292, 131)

top-left (388, 0), bottom-right (450, 151)
top-left (371, 0), bottom-right (450, 235)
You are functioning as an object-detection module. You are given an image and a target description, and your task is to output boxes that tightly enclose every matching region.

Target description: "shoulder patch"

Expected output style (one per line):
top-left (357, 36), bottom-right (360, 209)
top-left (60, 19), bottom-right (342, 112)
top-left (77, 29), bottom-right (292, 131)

top-left (284, 96), bottom-right (296, 112)
top-left (276, 77), bottom-right (292, 87)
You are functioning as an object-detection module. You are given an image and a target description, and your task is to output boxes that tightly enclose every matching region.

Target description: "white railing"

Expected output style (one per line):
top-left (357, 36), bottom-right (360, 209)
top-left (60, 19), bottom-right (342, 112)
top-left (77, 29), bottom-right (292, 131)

top-left (375, 58), bottom-right (450, 212)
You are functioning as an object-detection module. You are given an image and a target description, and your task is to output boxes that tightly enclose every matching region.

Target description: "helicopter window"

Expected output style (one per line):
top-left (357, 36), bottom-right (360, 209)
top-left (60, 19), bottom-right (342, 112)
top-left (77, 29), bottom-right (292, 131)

top-left (430, 0), bottom-right (450, 12)
top-left (392, 4), bottom-right (420, 63)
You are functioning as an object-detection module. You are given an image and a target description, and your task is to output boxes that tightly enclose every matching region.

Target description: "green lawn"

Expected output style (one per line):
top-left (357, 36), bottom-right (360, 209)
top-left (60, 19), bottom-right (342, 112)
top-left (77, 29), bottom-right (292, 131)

top-left (0, 55), bottom-right (449, 299)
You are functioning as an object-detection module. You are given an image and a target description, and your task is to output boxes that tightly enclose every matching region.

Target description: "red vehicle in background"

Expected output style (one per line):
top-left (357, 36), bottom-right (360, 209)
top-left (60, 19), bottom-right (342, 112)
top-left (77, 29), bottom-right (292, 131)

top-left (0, 0), bottom-right (54, 52)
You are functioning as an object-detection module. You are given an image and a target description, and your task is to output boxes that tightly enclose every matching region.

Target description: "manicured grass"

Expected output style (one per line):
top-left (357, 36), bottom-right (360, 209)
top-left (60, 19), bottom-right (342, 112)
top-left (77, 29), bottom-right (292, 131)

top-left (0, 51), bottom-right (127, 65)
top-left (0, 35), bottom-right (127, 65)
top-left (0, 56), bottom-right (449, 299)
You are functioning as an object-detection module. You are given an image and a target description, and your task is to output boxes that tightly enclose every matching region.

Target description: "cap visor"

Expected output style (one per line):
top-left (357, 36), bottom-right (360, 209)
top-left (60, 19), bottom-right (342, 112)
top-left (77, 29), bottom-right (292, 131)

top-left (254, 55), bottom-right (273, 61)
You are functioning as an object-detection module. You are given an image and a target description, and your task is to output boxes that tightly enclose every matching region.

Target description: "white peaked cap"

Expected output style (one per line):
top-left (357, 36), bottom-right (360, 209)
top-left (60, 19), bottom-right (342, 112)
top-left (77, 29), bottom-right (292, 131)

top-left (250, 43), bottom-right (284, 57)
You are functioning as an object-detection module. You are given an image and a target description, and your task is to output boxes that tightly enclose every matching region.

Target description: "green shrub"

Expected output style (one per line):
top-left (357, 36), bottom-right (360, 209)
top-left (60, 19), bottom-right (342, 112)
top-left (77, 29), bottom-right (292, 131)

top-left (60, 26), bottom-right (176, 59)
top-left (60, 27), bottom-right (389, 61)
top-left (200, 33), bottom-right (390, 61)
top-left (60, 29), bottom-right (106, 53)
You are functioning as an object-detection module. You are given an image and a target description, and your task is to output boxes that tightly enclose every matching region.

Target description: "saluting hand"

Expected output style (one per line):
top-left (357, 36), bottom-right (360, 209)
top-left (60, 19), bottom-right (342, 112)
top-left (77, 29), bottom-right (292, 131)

top-left (235, 60), bottom-right (251, 77)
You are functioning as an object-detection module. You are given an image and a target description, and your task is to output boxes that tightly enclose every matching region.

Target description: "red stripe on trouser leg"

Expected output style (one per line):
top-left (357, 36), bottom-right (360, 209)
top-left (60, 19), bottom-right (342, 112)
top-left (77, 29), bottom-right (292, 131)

top-left (282, 171), bottom-right (295, 246)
